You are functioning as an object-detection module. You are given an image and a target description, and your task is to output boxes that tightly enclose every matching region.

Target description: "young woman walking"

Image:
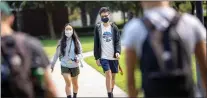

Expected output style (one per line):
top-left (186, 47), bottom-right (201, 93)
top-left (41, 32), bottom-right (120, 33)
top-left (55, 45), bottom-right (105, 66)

top-left (51, 23), bottom-right (83, 98)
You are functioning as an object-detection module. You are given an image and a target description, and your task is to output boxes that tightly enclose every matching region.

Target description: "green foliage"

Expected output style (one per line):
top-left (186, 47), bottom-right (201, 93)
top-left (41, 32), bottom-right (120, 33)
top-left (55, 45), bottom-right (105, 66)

top-left (172, 1), bottom-right (206, 16)
top-left (9, 1), bottom-right (68, 10)
top-left (179, 1), bottom-right (192, 13)
top-left (203, 1), bottom-right (207, 16)
top-left (203, 1), bottom-right (207, 9)
top-left (115, 20), bottom-right (125, 25)
top-left (171, 1), bottom-right (190, 12)
top-left (69, 8), bottom-right (81, 21)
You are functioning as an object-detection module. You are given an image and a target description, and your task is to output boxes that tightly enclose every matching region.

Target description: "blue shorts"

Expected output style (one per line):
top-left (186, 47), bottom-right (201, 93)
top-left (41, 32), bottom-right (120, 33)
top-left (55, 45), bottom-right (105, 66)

top-left (100, 59), bottom-right (118, 73)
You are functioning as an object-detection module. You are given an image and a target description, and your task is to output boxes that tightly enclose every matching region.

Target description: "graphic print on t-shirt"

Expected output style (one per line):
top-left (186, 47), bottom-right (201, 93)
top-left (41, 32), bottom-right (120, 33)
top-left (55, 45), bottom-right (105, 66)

top-left (103, 31), bottom-right (112, 42)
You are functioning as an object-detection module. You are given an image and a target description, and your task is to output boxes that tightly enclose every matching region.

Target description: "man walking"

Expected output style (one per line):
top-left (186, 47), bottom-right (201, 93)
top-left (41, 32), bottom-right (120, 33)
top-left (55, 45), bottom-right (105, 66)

top-left (122, 1), bottom-right (206, 97)
top-left (1, 2), bottom-right (57, 98)
top-left (93, 7), bottom-right (121, 98)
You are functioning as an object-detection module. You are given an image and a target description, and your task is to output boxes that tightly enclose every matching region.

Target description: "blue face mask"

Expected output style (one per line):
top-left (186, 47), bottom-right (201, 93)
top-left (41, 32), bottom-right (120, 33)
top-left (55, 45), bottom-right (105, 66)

top-left (101, 17), bottom-right (109, 23)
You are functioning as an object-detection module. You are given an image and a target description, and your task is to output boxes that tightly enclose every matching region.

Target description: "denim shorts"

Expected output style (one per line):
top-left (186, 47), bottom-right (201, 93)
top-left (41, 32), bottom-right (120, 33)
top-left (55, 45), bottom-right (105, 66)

top-left (100, 59), bottom-right (118, 73)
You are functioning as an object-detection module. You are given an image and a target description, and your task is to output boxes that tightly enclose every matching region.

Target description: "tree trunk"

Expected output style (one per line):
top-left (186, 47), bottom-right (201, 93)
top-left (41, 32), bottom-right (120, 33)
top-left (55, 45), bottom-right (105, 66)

top-left (175, 2), bottom-right (181, 11)
top-left (16, 10), bottom-right (22, 31)
top-left (89, 7), bottom-right (100, 26)
top-left (135, 2), bottom-right (139, 17)
top-left (196, 1), bottom-right (204, 23)
top-left (79, 2), bottom-right (87, 27)
top-left (123, 11), bottom-right (126, 23)
top-left (140, 6), bottom-right (144, 17)
top-left (120, 2), bottom-right (126, 24)
top-left (191, 1), bottom-right (195, 15)
top-left (46, 10), bottom-right (56, 39)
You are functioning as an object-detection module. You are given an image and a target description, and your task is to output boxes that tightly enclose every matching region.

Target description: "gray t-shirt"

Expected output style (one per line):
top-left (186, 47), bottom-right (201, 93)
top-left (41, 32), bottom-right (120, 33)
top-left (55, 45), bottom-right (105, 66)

top-left (122, 7), bottom-right (206, 58)
top-left (101, 23), bottom-right (116, 60)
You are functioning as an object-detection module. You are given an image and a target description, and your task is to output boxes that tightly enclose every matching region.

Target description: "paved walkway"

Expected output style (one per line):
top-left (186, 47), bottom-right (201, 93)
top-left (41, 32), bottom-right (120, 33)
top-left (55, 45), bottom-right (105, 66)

top-left (51, 51), bottom-right (127, 97)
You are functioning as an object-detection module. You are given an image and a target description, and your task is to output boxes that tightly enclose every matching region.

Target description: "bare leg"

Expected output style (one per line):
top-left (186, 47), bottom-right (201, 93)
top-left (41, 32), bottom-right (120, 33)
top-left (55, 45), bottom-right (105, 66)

top-left (112, 73), bottom-right (116, 92)
top-left (71, 75), bottom-right (79, 93)
top-left (62, 73), bottom-right (72, 96)
top-left (105, 70), bottom-right (112, 92)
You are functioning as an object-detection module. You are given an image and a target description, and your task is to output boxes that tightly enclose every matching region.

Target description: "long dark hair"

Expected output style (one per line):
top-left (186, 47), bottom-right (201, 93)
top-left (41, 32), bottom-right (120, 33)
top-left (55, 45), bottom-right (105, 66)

top-left (60, 23), bottom-right (80, 56)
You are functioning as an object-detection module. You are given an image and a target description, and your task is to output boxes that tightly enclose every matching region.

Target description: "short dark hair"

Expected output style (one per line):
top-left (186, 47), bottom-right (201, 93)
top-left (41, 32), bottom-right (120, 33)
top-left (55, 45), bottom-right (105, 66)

top-left (99, 7), bottom-right (110, 15)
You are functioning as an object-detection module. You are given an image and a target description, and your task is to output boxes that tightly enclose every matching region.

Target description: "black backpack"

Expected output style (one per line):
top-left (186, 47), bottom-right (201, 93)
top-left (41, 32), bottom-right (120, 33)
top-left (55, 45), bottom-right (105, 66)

top-left (1, 33), bottom-right (45, 98)
top-left (140, 13), bottom-right (194, 96)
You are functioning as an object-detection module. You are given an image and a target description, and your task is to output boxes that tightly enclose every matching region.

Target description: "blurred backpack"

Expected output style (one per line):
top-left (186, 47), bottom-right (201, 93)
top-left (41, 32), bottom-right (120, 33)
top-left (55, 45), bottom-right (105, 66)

top-left (140, 13), bottom-right (194, 95)
top-left (1, 33), bottom-right (45, 98)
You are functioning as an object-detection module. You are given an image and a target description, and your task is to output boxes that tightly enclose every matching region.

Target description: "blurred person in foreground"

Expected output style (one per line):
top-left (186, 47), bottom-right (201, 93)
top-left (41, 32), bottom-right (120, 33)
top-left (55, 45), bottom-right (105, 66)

top-left (93, 7), bottom-right (121, 98)
top-left (51, 23), bottom-right (83, 98)
top-left (1, 2), bottom-right (57, 98)
top-left (122, 1), bottom-right (206, 97)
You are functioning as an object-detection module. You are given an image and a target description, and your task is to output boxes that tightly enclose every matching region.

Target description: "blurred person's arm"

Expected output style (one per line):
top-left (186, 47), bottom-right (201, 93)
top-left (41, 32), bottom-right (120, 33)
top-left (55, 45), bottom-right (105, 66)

top-left (195, 41), bottom-right (207, 93)
top-left (193, 17), bottom-right (207, 93)
top-left (44, 66), bottom-right (58, 98)
top-left (28, 37), bottom-right (58, 97)
top-left (125, 48), bottom-right (138, 97)
top-left (122, 19), bottom-right (142, 97)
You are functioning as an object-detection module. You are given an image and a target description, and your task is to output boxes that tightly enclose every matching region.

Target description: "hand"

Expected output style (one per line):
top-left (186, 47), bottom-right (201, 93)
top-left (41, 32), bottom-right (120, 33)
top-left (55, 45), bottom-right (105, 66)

top-left (116, 53), bottom-right (120, 59)
top-left (120, 70), bottom-right (123, 75)
top-left (75, 59), bottom-right (79, 63)
top-left (79, 60), bottom-right (84, 68)
top-left (119, 65), bottom-right (123, 75)
top-left (80, 62), bottom-right (84, 68)
top-left (129, 89), bottom-right (139, 97)
top-left (96, 59), bottom-right (101, 66)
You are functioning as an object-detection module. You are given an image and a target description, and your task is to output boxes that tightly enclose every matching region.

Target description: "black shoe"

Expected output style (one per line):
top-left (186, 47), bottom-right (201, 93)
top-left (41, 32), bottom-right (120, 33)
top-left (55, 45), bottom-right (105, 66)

top-left (73, 93), bottom-right (77, 98)
top-left (67, 95), bottom-right (72, 98)
top-left (108, 92), bottom-right (113, 98)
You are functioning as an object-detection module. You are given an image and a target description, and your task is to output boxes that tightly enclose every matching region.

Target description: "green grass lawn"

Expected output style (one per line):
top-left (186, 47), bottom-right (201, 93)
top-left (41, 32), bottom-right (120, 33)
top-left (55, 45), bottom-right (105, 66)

top-left (84, 51), bottom-right (197, 96)
top-left (41, 36), bottom-right (94, 58)
top-left (41, 40), bottom-right (58, 58)
top-left (79, 36), bottom-right (94, 53)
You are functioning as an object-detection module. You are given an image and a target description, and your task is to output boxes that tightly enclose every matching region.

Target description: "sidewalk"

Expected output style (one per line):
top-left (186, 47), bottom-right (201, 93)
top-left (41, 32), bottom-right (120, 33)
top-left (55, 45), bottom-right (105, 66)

top-left (51, 51), bottom-right (127, 97)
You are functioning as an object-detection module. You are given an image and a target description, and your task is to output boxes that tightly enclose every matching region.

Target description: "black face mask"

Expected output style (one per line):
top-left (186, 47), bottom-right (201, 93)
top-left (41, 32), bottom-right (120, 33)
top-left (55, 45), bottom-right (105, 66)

top-left (101, 17), bottom-right (109, 23)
